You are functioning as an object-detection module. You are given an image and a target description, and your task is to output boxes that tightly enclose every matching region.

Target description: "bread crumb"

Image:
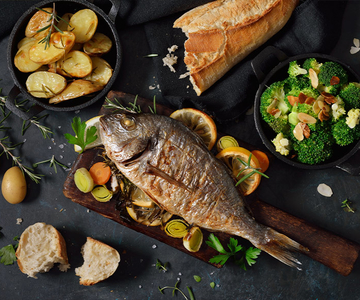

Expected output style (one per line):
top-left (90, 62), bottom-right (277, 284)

top-left (16, 218), bottom-right (23, 225)
top-left (179, 72), bottom-right (190, 79)
top-left (162, 54), bottom-right (177, 73)
top-left (168, 45), bottom-right (178, 53)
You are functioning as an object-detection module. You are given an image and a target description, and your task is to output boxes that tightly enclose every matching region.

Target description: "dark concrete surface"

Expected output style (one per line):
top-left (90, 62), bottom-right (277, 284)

top-left (1, 1), bottom-right (360, 300)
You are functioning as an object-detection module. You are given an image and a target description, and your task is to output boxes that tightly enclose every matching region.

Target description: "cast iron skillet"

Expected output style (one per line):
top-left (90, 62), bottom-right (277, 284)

top-left (252, 46), bottom-right (360, 175)
top-left (6, 0), bottom-right (121, 119)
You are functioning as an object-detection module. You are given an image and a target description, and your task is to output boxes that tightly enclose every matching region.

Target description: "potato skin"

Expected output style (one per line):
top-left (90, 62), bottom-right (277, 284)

top-left (2, 166), bottom-right (27, 204)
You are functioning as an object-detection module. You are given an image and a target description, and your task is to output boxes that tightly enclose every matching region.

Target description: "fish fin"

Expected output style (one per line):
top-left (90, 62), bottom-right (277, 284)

top-left (255, 228), bottom-right (309, 270)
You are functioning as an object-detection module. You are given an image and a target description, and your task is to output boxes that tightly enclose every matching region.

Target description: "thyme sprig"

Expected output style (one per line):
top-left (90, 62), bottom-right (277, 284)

top-left (341, 199), bottom-right (355, 213)
top-left (235, 154), bottom-right (269, 186)
top-left (36, 3), bottom-right (71, 49)
top-left (33, 155), bottom-right (67, 173)
top-left (0, 137), bottom-right (42, 183)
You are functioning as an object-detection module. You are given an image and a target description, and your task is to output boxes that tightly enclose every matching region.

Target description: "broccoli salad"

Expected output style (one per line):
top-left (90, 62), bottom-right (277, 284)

top-left (260, 58), bottom-right (360, 165)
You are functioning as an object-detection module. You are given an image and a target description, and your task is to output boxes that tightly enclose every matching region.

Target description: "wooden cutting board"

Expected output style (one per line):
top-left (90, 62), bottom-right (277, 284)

top-left (63, 91), bottom-right (360, 276)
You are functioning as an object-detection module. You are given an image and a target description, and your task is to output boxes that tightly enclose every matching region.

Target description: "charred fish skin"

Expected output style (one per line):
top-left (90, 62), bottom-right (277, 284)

top-left (100, 113), bottom-right (306, 268)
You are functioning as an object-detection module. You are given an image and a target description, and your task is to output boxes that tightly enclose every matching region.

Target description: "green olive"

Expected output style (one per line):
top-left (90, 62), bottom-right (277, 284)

top-left (2, 166), bottom-right (27, 204)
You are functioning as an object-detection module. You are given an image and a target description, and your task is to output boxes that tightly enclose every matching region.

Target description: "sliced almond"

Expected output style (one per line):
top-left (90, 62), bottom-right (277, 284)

top-left (309, 68), bottom-right (319, 88)
top-left (330, 76), bottom-right (340, 85)
top-left (287, 95), bottom-right (299, 106)
top-left (266, 99), bottom-right (278, 113)
top-left (303, 124), bottom-right (311, 139)
top-left (318, 100), bottom-right (330, 113)
top-left (323, 94), bottom-right (337, 104)
top-left (318, 110), bottom-right (330, 122)
top-left (298, 93), bottom-right (307, 104)
top-left (305, 97), bottom-right (315, 105)
top-left (298, 112), bottom-right (317, 124)
top-left (313, 100), bottom-right (321, 114)
top-left (293, 122), bottom-right (305, 141)
top-left (269, 108), bottom-right (281, 117)
top-left (321, 91), bottom-right (334, 98)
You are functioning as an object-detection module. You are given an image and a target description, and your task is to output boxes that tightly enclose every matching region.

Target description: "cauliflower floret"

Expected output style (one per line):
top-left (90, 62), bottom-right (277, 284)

top-left (332, 96), bottom-right (346, 121)
top-left (272, 132), bottom-right (291, 156)
top-left (346, 108), bottom-right (360, 129)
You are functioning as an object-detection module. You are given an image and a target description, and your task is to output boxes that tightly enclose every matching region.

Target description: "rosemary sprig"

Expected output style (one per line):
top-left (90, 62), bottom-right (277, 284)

top-left (33, 155), bottom-right (67, 173)
top-left (148, 95), bottom-right (157, 114)
top-left (22, 114), bottom-right (52, 138)
top-left (0, 137), bottom-right (42, 183)
top-left (103, 95), bottom-right (142, 113)
top-left (36, 3), bottom-right (71, 49)
top-left (235, 154), bottom-right (269, 186)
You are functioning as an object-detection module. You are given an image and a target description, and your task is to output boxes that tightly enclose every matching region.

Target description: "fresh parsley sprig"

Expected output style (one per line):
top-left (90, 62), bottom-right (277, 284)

top-left (155, 259), bottom-right (168, 272)
top-left (0, 236), bottom-right (19, 266)
top-left (235, 154), bottom-right (269, 186)
top-left (64, 117), bottom-right (98, 154)
top-left (206, 233), bottom-right (261, 270)
top-left (158, 280), bottom-right (195, 300)
top-left (341, 199), bottom-right (355, 213)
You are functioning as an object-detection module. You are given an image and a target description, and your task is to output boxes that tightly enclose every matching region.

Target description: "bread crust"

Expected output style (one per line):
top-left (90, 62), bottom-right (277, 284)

top-left (174, 0), bottom-right (299, 95)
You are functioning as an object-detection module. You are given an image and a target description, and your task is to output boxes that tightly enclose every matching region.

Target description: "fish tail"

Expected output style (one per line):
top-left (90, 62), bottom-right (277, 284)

top-left (254, 228), bottom-right (308, 270)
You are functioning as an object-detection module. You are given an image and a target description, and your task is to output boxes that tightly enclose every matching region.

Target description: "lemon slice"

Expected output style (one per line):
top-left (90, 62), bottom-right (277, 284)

top-left (131, 187), bottom-right (154, 208)
top-left (170, 108), bottom-right (217, 150)
top-left (74, 115), bottom-right (103, 152)
top-left (216, 147), bottom-right (261, 196)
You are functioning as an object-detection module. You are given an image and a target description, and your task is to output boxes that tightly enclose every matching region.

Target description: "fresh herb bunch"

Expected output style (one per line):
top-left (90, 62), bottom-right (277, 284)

top-left (206, 233), bottom-right (261, 270)
top-left (0, 236), bottom-right (19, 266)
top-left (64, 116), bottom-right (98, 154)
top-left (103, 95), bottom-right (157, 114)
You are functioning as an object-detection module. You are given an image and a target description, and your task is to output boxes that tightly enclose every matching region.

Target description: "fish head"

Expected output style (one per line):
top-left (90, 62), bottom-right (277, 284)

top-left (100, 113), bottom-right (154, 164)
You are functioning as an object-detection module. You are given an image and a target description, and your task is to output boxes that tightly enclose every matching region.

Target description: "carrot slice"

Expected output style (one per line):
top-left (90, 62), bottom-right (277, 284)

top-left (89, 162), bottom-right (111, 185)
top-left (251, 150), bottom-right (270, 173)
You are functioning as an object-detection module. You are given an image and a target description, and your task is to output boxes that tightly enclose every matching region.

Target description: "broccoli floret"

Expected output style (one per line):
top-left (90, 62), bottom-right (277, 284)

top-left (288, 103), bottom-right (317, 126)
top-left (288, 61), bottom-right (308, 77)
top-left (272, 132), bottom-right (291, 156)
top-left (331, 96), bottom-right (346, 121)
top-left (293, 127), bottom-right (334, 165)
top-left (339, 82), bottom-right (360, 110)
top-left (285, 76), bottom-right (320, 99)
top-left (260, 80), bottom-right (291, 134)
top-left (318, 61), bottom-right (348, 95)
top-left (332, 117), bottom-right (360, 146)
top-left (303, 58), bottom-right (322, 74)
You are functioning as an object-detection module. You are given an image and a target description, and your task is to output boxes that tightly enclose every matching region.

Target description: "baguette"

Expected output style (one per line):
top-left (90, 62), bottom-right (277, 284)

top-left (15, 222), bottom-right (70, 279)
top-left (75, 237), bottom-right (120, 286)
top-left (174, 0), bottom-right (299, 95)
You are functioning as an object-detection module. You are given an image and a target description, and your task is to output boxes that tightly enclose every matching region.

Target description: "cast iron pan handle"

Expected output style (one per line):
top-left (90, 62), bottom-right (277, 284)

top-left (336, 149), bottom-right (360, 175)
top-left (251, 46), bottom-right (289, 83)
top-left (5, 85), bottom-right (44, 120)
top-left (108, 0), bottom-right (120, 24)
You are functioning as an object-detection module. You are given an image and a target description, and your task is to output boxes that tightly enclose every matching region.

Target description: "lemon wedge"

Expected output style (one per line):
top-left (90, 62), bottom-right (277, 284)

top-left (74, 115), bottom-right (103, 153)
top-left (131, 187), bottom-right (155, 208)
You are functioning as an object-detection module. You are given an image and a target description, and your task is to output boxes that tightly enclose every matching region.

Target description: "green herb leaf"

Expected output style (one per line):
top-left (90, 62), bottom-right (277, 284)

top-left (64, 117), bottom-right (98, 154)
top-left (205, 233), bottom-right (227, 254)
top-left (341, 199), bottom-right (355, 213)
top-left (155, 259), bottom-right (168, 272)
top-left (187, 286), bottom-right (195, 300)
top-left (193, 275), bottom-right (201, 282)
top-left (0, 244), bottom-right (17, 265)
top-left (245, 247), bottom-right (261, 267)
top-left (210, 282), bottom-right (216, 289)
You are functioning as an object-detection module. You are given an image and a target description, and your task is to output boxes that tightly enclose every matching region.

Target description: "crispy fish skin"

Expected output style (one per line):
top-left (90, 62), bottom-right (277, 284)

top-left (100, 113), bottom-right (306, 268)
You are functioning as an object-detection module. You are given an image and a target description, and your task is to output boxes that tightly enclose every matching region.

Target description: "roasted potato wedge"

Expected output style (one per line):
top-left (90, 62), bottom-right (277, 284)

top-left (17, 37), bottom-right (37, 49)
top-left (56, 13), bottom-right (73, 32)
top-left (49, 79), bottom-right (103, 104)
top-left (61, 50), bottom-right (92, 77)
top-left (25, 7), bottom-right (53, 39)
top-left (71, 43), bottom-right (84, 51)
top-left (29, 31), bottom-right (75, 64)
top-left (84, 57), bottom-right (113, 86)
top-left (83, 33), bottom-right (112, 56)
top-left (14, 40), bottom-right (43, 73)
top-left (68, 9), bottom-right (98, 43)
top-left (26, 71), bottom-right (67, 98)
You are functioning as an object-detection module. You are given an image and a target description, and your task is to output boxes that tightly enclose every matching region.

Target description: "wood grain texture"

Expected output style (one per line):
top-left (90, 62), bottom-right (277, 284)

top-left (63, 91), bottom-right (360, 275)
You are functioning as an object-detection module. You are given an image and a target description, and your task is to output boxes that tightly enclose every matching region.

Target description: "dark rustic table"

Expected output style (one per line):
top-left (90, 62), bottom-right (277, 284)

top-left (1, 1), bottom-right (360, 300)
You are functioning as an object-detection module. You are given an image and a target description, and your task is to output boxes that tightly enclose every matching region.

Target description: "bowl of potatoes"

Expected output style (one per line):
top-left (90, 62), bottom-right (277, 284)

top-left (7, 0), bottom-right (121, 118)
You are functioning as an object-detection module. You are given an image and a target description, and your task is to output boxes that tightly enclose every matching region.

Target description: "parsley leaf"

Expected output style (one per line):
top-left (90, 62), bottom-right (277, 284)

top-left (0, 244), bottom-right (17, 265)
top-left (155, 259), bottom-right (168, 272)
top-left (206, 233), bottom-right (261, 270)
top-left (64, 117), bottom-right (98, 154)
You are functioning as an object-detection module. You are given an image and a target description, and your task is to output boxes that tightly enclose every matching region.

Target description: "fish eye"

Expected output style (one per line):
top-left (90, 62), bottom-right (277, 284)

top-left (121, 116), bottom-right (136, 130)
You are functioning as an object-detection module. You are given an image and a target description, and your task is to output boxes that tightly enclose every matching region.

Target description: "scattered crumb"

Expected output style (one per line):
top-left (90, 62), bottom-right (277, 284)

top-left (317, 183), bottom-right (333, 197)
top-left (59, 208), bottom-right (64, 212)
top-left (16, 218), bottom-right (23, 225)
top-left (152, 244), bottom-right (157, 249)
top-left (162, 54), bottom-right (178, 73)
top-left (179, 72), bottom-right (190, 79)
top-left (87, 209), bottom-right (90, 213)
top-left (168, 45), bottom-right (178, 53)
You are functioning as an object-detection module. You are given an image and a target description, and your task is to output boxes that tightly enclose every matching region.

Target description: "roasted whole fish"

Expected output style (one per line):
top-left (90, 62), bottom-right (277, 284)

top-left (100, 112), bottom-right (307, 268)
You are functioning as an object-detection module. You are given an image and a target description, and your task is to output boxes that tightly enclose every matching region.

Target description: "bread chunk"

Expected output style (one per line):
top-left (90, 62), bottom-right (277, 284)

top-left (16, 222), bottom-right (70, 278)
top-left (75, 237), bottom-right (120, 286)
top-left (174, 0), bottom-right (299, 95)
